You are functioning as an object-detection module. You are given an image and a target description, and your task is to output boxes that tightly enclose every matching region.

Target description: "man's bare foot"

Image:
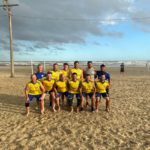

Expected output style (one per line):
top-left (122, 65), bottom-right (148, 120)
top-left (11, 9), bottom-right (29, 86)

top-left (105, 108), bottom-right (110, 112)
top-left (95, 109), bottom-right (99, 113)
top-left (26, 112), bottom-right (29, 117)
top-left (76, 107), bottom-right (79, 113)
top-left (41, 110), bottom-right (44, 115)
top-left (70, 108), bottom-right (74, 113)
top-left (52, 108), bottom-right (57, 112)
top-left (58, 107), bottom-right (61, 112)
top-left (35, 106), bottom-right (39, 110)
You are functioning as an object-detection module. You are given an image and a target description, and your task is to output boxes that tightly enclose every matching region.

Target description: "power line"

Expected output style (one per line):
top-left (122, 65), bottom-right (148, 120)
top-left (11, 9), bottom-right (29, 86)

top-left (1, 14), bottom-right (150, 22)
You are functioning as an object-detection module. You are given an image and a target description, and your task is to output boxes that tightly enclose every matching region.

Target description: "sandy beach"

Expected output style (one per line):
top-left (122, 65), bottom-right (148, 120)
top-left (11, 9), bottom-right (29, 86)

top-left (0, 66), bottom-right (150, 150)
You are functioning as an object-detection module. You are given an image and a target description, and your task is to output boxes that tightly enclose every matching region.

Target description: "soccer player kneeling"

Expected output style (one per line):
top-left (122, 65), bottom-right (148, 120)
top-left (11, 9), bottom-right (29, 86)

top-left (25, 74), bottom-right (45, 116)
top-left (80, 74), bottom-right (96, 112)
top-left (54, 74), bottom-right (68, 112)
top-left (95, 74), bottom-right (110, 112)
top-left (42, 72), bottom-right (55, 112)
top-left (67, 73), bottom-right (81, 113)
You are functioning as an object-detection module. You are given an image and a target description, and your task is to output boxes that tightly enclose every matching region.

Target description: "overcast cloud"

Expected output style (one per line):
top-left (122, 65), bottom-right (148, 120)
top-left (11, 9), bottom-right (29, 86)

top-left (0, 0), bottom-right (150, 56)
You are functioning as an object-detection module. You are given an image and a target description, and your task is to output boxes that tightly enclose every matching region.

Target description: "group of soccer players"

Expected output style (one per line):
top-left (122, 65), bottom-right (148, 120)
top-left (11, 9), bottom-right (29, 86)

top-left (24, 61), bottom-right (111, 116)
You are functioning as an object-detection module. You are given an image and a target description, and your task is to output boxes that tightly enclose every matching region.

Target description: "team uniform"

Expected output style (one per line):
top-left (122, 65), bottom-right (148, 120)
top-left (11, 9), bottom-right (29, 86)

top-left (67, 80), bottom-right (81, 106)
top-left (35, 72), bottom-right (46, 81)
top-left (81, 80), bottom-right (95, 98)
top-left (51, 70), bottom-right (61, 81)
top-left (26, 81), bottom-right (43, 102)
top-left (61, 69), bottom-right (70, 79)
top-left (55, 80), bottom-right (68, 97)
top-left (95, 81), bottom-right (109, 98)
top-left (70, 68), bottom-right (83, 80)
top-left (42, 79), bottom-right (55, 94)
top-left (96, 71), bottom-right (110, 95)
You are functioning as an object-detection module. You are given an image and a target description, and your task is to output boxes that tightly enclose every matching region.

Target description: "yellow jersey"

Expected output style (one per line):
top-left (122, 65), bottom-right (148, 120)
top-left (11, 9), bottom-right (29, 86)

top-left (95, 81), bottom-right (109, 93)
top-left (55, 81), bottom-right (68, 93)
top-left (70, 68), bottom-right (83, 80)
top-left (61, 69), bottom-right (70, 79)
top-left (51, 70), bottom-right (61, 81)
top-left (81, 81), bottom-right (95, 93)
top-left (42, 79), bottom-right (55, 91)
top-left (68, 80), bottom-right (81, 94)
top-left (27, 81), bottom-right (42, 95)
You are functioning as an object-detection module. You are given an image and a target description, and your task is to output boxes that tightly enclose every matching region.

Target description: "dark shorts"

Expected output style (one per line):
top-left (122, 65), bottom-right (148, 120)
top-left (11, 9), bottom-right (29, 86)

top-left (96, 93), bottom-right (108, 98)
top-left (57, 92), bottom-right (68, 97)
top-left (67, 93), bottom-right (81, 99)
top-left (82, 92), bottom-right (94, 98)
top-left (106, 89), bottom-right (109, 95)
top-left (28, 94), bottom-right (42, 102)
top-left (45, 90), bottom-right (54, 94)
top-left (67, 93), bottom-right (81, 107)
top-left (120, 68), bottom-right (124, 72)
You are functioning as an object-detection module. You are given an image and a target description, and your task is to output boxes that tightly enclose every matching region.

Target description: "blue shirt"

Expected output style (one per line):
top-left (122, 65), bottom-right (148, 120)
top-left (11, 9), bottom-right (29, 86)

top-left (35, 72), bottom-right (46, 80)
top-left (96, 71), bottom-right (110, 82)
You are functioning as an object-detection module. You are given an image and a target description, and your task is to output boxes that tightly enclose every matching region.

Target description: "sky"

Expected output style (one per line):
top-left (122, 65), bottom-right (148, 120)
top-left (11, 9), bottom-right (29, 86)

top-left (0, 0), bottom-right (150, 61)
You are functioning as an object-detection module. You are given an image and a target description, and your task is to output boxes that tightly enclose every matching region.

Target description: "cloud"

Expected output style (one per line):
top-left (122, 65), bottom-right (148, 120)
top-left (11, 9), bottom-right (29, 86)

top-left (0, 0), bottom-right (150, 56)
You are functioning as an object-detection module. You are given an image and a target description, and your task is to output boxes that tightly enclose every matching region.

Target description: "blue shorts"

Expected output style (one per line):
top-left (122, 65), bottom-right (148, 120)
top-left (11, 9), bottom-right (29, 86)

top-left (28, 94), bottom-right (42, 102)
top-left (67, 93), bottom-right (81, 99)
top-left (96, 93), bottom-right (108, 98)
top-left (57, 92), bottom-right (68, 97)
top-left (82, 93), bottom-right (94, 98)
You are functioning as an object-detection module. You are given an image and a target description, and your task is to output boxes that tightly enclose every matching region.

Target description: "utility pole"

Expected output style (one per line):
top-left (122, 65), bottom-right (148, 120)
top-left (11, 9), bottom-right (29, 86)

top-left (0, 0), bottom-right (19, 77)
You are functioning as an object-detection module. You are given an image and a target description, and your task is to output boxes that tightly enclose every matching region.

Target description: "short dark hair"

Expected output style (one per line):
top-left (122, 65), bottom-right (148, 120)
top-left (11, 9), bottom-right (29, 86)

top-left (53, 63), bottom-right (58, 66)
top-left (47, 71), bottom-right (52, 75)
top-left (37, 64), bottom-right (43, 68)
top-left (100, 64), bottom-right (105, 68)
top-left (64, 63), bottom-right (69, 66)
top-left (31, 73), bottom-right (37, 79)
top-left (87, 61), bottom-right (92, 64)
top-left (86, 74), bottom-right (91, 76)
top-left (74, 61), bottom-right (79, 64)
top-left (72, 73), bottom-right (77, 76)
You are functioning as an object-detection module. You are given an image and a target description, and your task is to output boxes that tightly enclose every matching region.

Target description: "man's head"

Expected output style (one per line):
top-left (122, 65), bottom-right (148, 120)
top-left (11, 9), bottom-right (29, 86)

top-left (72, 73), bottom-right (77, 81)
top-left (53, 63), bottom-right (59, 71)
top-left (87, 61), bottom-right (93, 68)
top-left (100, 64), bottom-right (106, 72)
top-left (63, 63), bottom-right (69, 70)
top-left (86, 74), bottom-right (91, 82)
top-left (60, 73), bottom-right (65, 81)
top-left (74, 61), bottom-right (79, 68)
top-left (47, 72), bottom-right (52, 80)
top-left (100, 74), bottom-right (106, 82)
top-left (31, 74), bottom-right (37, 83)
top-left (37, 64), bottom-right (43, 73)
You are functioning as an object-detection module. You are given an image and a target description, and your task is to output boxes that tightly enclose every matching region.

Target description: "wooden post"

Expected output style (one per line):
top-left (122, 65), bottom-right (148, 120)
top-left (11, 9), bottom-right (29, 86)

top-left (0, 1), bottom-right (19, 78)
top-left (8, 8), bottom-right (14, 77)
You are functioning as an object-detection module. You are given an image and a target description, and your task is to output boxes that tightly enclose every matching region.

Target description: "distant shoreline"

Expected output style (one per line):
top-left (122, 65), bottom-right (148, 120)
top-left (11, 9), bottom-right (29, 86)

top-left (0, 60), bottom-right (149, 67)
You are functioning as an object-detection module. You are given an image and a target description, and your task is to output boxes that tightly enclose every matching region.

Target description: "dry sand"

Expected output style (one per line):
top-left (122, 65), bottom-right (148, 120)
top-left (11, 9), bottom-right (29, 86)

top-left (0, 66), bottom-right (150, 150)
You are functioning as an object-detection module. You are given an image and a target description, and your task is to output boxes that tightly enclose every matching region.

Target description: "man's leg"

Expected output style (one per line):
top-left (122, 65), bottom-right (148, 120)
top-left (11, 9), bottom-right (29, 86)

top-left (25, 102), bottom-right (30, 116)
top-left (51, 92), bottom-right (56, 112)
top-left (105, 97), bottom-right (110, 112)
top-left (95, 95), bottom-right (100, 112)
top-left (91, 94), bottom-right (95, 112)
top-left (56, 97), bottom-right (60, 112)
